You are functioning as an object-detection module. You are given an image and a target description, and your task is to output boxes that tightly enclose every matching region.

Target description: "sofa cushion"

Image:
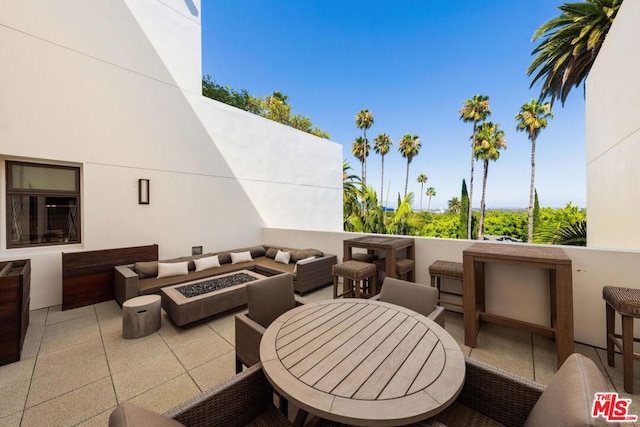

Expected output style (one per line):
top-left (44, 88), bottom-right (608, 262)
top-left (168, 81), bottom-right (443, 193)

top-left (274, 250), bottom-right (291, 264)
top-left (289, 248), bottom-right (323, 263)
top-left (109, 402), bottom-right (184, 427)
top-left (194, 255), bottom-right (220, 272)
top-left (378, 278), bottom-right (438, 318)
top-left (254, 258), bottom-right (296, 275)
top-left (231, 251), bottom-right (253, 264)
top-left (524, 353), bottom-right (611, 427)
top-left (134, 261), bottom-right (158, 279)
top-left (246, 274), bottom-right (296, 328)
top-left (157, 261), bottom-right (189, 279)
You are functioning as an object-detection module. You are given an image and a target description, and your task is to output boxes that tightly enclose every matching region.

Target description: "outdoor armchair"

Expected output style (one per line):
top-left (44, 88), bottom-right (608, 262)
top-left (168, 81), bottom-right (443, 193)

top-left (317, 353), bottom-right (615, 427)
top-left (108, 363), bottom-right (290, 427)
top-left (235, 273), bottom-right (303, 373)
top-left (371, 277), bottom-right (446, 327)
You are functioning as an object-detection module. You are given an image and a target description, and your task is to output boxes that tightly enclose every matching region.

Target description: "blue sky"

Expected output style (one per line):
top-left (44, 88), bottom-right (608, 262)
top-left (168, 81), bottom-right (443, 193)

top-left (202, 1), bottom-right (586, 210)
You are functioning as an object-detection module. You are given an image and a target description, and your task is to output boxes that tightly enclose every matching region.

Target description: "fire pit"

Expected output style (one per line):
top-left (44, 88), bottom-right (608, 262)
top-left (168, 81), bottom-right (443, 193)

top-left (160, 269), bottom-right (271, 326)
top-left (176, 272), bottom-right (258, 298)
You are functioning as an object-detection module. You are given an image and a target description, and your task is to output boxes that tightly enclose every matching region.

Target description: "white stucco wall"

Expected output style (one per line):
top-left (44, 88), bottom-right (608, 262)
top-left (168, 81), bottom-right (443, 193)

top-left (264, 228), bottom-right (640, 349)
top-left (586, 0), bottom-right (640, 250)
top-left (0, 0), bottom-right (341, 309)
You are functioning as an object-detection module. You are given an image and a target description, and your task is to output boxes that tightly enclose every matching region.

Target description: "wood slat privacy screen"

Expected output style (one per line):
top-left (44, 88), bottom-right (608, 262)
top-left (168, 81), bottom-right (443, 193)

top-left (62, 244), bottom-right (158, 310)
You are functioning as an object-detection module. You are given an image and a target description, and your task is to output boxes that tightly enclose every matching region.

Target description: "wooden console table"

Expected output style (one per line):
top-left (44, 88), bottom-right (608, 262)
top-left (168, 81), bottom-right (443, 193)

top-left (462, 243), bottom-right (574, 368)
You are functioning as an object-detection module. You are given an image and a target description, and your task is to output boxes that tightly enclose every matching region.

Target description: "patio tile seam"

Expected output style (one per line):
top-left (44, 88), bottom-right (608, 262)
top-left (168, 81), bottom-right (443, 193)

top-left (114, 369), bottom-right (188, 405)
top-left (23, 374), bottom-right (110, 413)
top-left (185, 349), bottom-right (236, 393)
top-left (13, 308), bottom-right (47, 425)
top-left (96, 305), bottom-right (121, 410)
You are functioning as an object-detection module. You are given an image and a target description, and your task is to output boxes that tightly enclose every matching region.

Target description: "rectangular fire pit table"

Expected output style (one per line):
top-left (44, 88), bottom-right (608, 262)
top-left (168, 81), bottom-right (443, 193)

top-left (160, 269), bottom-right (268, 326)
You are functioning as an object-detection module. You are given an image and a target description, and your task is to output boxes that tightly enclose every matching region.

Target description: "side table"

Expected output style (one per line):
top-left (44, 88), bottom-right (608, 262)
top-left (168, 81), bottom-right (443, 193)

top-left (122, 295), bottom-right (161, 339)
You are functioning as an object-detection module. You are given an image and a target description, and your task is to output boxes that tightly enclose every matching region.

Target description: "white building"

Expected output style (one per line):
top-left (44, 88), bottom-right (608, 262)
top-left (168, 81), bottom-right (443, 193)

top-left (0, 0), bottom-right (342, 309)
top-left (586, 0), bottom-right (640, 250)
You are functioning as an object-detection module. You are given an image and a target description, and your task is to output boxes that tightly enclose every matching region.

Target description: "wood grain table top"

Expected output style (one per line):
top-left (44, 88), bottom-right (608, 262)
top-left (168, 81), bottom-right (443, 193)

top-left (344, 235), bottom-right (415, 250)
top-left (463, 242), bottom-right (571, 265)
top-left (260, 299), bottom-right (465, 426)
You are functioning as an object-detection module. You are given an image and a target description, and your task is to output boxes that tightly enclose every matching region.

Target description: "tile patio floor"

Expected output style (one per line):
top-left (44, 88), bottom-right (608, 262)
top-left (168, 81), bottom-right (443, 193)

top-left (1, 285), bottom-right (638, 426)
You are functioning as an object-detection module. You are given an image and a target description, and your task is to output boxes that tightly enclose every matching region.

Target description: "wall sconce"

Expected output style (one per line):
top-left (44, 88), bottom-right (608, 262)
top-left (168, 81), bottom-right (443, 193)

top-left (138, 179), bottom-right (150, 204)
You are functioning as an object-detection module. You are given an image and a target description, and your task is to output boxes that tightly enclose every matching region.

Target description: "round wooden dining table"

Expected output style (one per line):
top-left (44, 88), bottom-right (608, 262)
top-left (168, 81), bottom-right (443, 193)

top-left (260, 298), bottom-right (465, 426)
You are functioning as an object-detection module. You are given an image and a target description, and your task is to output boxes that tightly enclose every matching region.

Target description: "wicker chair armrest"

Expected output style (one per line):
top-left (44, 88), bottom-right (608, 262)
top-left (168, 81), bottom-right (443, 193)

top-left (164, 363), bottom-right (275, 427)
top-left (234, 299), bottom-right (304, 369)
top-left (459, 357), bottom-right (544, 427)
top-left (235, 312), bottom-right (267, 369)
top-left (114, 265), bottom-right (139, 306)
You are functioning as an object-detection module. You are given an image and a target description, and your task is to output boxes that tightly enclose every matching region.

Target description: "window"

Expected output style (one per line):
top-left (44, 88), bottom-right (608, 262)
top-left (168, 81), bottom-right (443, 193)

top-left (6, 161), bottom-right (81, 248)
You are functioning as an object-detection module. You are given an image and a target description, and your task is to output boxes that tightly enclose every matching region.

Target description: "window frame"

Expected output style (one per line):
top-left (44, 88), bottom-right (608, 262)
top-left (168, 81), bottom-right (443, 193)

top-left (6, 160), bottom-right (81, 248)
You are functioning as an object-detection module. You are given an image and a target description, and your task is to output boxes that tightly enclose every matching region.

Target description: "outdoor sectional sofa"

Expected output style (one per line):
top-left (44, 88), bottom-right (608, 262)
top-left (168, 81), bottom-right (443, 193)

top-left (113, 245), bottom-right (337, 306)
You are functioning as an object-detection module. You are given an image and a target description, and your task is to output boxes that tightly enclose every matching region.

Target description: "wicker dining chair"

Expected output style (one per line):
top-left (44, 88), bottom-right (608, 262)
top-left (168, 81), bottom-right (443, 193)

top-left (108, 363), bottom-right (290, 427)
top-left (235, 273), bottom-right (304, 374)
top-left (316, 353), bottom-right (615, 427)
top-left (370, 277), bottom-right (445, 327)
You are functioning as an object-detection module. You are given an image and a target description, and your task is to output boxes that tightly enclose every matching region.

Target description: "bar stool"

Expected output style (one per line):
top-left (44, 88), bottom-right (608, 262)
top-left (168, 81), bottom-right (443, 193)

top-left (429, 260), bottom-right (464, 311)
top-left (603, 285), bottom-right (640, 393)
top-left (374, 258), bottom-right (415, 282)
top-left (332, 260), bottom-right (377, 298)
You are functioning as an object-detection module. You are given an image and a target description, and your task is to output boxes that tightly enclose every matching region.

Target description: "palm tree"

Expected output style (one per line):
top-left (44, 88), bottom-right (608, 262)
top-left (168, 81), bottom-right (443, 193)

top-left (515, 99), bottom-right (553, 243)
top-left (387, 192), bottom-right (415, 235)
top-left (351, 136), bottom-right (370, 185)
top-left (447, 197), bottom-right (461, 214)
top-left (460, 95), bottom-right (491, 239)
top-left (528, 0), bottom-right (623, 107)
top-left (342, 160), bottom-right (362, 231)
top-left (398, 134), bottom-right (421, 198)
top-left (416, 174), bottom-right (428, 210)
top-left (373, 133), bottom-right (393, 205)
top-left (355, 110), bottom-right (374, 185)
top-left (473, 122), bottom-right (507, 240)
top-left (426, 187), bottom-right (436, 211)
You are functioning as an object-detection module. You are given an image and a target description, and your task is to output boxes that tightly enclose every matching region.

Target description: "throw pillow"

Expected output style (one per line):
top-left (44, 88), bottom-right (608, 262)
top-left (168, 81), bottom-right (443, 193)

top-left (274, 250), bottom-right (291, 265)
top-left (157, 261), bottom-right (189, 279)
top-left (194, 255), bottom-right (220, 272)
top-left (265, 247), bottom-right (280, 259)
top-left (293, 256), bottom-right (316, 274)
top-left (230, 251), bottom-right (253, 264)
top-left (134, 261), bottom-right (158, 279)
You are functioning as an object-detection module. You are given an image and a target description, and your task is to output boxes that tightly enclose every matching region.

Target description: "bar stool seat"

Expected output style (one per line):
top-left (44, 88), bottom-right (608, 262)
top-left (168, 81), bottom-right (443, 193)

top-left (333, 260), bottom-right (377, 298)
top-left (350, 253), bottom-right (378, 263)
top-left (395, 258), bottom-right (415, 276)
top-left (429, 260), bottom-right (463, 312)
top-left (603, 285), bottom-right (640, 393)
top-left (374, 258), bottom-right (415, 281)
